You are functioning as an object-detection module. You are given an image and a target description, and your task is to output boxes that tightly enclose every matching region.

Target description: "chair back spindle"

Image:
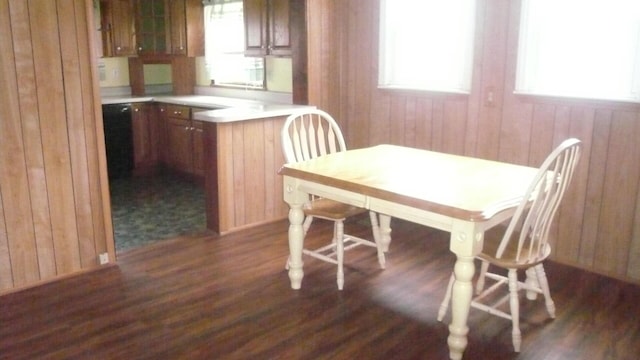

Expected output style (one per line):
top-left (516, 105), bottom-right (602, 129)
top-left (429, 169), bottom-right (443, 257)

top-left (282, 110), bottom-right (347, 164)
top-left (495, 138), bottom-right (581, 265)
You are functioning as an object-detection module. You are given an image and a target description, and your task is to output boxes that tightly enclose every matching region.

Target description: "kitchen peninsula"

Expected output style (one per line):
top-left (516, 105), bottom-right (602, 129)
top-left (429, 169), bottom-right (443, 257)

top-left (102, 94), bottom-right (314, 235)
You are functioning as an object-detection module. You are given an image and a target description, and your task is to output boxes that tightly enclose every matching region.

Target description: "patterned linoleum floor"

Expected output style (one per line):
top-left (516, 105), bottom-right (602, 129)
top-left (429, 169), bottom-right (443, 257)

top-left (109, 173), bottom-right (207, 252)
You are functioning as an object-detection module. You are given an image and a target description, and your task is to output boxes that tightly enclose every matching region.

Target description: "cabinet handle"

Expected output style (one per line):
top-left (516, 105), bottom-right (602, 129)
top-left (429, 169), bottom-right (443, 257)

top-left (116, 46), bottom-right (122, 51)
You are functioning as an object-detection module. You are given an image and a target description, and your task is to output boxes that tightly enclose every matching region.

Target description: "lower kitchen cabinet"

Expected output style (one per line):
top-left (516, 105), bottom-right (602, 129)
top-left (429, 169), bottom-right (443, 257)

top-left (131, 102), bottom-right (158, 175)
top-left (163, 104), bottom-right (204, 179)
top-left (192, 120), bottom-right (204, 177)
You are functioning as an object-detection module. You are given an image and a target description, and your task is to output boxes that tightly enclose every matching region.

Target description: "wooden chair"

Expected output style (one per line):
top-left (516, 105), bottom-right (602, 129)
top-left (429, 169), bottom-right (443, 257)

top-left (437, 138), bottom-right (582, 352)
top-left (281, 109), bottom-right (387, 290)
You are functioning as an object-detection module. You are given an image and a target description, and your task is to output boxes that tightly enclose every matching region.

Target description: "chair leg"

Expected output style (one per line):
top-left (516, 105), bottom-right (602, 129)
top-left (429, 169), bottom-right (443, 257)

top-left (437, 273), bottom-right (455, 322)
top-left (476, 260), bottom-right (490, 295)
top-left (525, 267), bottom-right (539, 300)
top-left (302, 215), bottom-right (314, 235)
top-left (368, 211), bottom-right (386, 269)
top-left (508, 270), bottom-right (522, 352)
top-left (534, 264), bottom-right (556, 318)
top-left (335, 220), bottom-right (345, 290)
top-left (378, 214), bottom-right (392, 252)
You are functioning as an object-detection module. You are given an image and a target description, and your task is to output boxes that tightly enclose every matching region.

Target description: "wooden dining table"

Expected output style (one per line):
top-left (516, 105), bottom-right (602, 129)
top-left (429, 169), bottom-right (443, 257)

top-left (279, 144), bottom-right (541, 359)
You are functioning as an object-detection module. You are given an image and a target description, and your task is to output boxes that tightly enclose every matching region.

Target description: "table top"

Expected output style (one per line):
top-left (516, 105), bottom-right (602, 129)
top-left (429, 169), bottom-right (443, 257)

top-left (279, 144), bottom-right (540, 222)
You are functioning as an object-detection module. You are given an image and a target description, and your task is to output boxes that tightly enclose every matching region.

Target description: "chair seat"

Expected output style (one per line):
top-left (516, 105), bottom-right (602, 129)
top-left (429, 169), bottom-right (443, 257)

top-left (304, 198), bottom-right (368, 220)
top-left (478, 225), bottom-right (551, 269)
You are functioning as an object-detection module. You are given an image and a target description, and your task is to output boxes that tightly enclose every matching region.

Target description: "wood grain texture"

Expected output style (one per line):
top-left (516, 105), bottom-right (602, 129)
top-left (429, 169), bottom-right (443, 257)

top-left (0, 218), bottom-right (639, 359)
top-left (2, 0), bottom-right (40, 286)
top-left (307, 0), bottom-right (640, 284)
top-left (206, 116), bottom-right (289, 235)
top-left (0, 0), bottom-right (112, 292)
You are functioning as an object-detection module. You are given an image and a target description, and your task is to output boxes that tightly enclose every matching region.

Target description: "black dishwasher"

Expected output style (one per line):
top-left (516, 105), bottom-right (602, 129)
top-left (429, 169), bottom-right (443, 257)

top-left (102, 104), bottom-right (133, 179)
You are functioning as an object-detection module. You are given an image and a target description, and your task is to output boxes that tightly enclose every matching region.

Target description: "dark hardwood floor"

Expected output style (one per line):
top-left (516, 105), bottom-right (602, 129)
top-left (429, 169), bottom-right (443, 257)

top-left (1, 216), bottom-right (639, 359)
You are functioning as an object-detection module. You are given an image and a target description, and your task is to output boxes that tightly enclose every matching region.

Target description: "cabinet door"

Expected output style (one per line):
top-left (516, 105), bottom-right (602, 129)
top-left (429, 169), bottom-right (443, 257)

top-left (135, 0), bottom-right (171, 55)
top-left (164, 0), bottom-right (204, 56)
top-left (166, 117), bottom-right (193, 174)
top-left (101, 0), bottom-right (137, 56)
top-left (170, 0), bottom-right (187, 55)
top-left (268, 0), bottom-right (291, 56)
top-left (131, 103), bottom-right (153, 172)
top-left (243, 0), bottom-right (268, 56)
top-left (155, 103), bottom-right (169, 165)
top-left (192, 120), bottom-right (204, 177)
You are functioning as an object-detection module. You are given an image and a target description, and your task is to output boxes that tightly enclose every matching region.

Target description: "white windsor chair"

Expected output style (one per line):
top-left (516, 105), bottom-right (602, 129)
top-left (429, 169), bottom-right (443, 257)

top-left (437, 138), bottom-right (582, 352)
top-left (281, 109), bottom-right (387, 290)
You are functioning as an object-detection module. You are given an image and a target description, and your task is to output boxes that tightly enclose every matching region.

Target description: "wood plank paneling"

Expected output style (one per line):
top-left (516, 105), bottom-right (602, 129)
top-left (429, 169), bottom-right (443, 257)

top-left (595, 111), bottom-right (640, 276)
top-left (10, 0), bottom-right (55, 278)
top-left (31, 0), bottom-right (82, 274)
top-left (243, 120), bottom-right (265, 224)
top-left (0, 0), bottom-right (112, 293)
top-left (308, 0), bottom-right (640, 283)
top-left (1, 0), bottom-right (39, 286)
top-left (207, 117), bottom-right (289, 235)
top-left (58, 0), bottom-right (96, 269)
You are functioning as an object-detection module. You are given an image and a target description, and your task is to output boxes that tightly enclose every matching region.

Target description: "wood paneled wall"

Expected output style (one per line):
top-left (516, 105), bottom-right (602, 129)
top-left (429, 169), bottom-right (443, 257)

top-left (0, 0), bottom-right (113, 293)
top-left (307, 0), bottom-right (640, 284)
top-left (204, 116), bottom-right (289, 235)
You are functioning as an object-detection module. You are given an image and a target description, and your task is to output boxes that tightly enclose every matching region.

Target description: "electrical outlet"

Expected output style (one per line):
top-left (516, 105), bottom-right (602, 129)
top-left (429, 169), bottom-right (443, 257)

top-left (99, 252), bottom-right (109, 265)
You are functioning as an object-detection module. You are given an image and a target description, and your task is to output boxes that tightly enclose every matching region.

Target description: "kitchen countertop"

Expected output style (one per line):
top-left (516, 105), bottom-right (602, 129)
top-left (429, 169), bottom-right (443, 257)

top-left (101, 94), bottom-right (315, 123)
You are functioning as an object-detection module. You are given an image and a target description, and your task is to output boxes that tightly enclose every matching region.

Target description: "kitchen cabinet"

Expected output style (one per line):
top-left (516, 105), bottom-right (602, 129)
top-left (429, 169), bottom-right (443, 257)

top-left (164, 105), bottom-right (204, 177)
top-left (135, 0), bottom-right (171, 55)
top-left (243, 0), bottom-right (291, 57)
top-left (100, 0), bottom-right (137, 57)
top-left (169, 0), bottom-right (205, 56)
top-left (131, 102), bottom-right (158, 174)
top-left (155, 103), bottom-right (170, 165)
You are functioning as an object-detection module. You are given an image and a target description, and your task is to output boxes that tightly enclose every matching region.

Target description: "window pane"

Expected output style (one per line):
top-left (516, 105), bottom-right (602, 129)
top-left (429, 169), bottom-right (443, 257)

top-left (204, 1), bottom-right (264, 88)
top-left (378, 0), bottom-right (477, 93)
top-left (516, 0), bottom-right (640, 102)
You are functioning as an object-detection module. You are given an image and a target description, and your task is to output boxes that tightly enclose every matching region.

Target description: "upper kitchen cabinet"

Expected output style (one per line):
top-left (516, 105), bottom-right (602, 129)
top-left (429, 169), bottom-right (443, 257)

top-left (100, 0), bottom-right (137, 57)
top-left (170, 0), bottom-right (205, 57)
top-left (135, 0), bottom-right (171, 55)
top-left (244, 0), bottom-right (291, 57)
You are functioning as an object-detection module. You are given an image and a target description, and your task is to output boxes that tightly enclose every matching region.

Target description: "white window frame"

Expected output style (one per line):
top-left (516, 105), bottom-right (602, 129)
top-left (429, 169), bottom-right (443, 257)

top-left (378, 0), bottom-right (477, 94)
top-left (515, 0), bottom-right (640, 103)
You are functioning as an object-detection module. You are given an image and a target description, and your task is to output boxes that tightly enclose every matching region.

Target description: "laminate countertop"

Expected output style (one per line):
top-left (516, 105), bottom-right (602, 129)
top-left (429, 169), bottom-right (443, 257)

top-left (101, 94), bottom-right (315, 123)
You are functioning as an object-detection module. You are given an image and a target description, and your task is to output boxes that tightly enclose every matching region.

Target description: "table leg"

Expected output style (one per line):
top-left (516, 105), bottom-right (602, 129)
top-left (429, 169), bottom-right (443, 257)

top-left (287, 203), bottom-right (305, 289)
top-left (379, 214), bottom-right (392, 252)
top-left (448, 255), bottom-right (475, 360)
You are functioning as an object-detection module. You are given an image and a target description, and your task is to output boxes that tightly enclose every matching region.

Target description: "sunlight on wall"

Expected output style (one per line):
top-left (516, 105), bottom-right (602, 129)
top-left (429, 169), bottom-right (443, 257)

top-left (143, 64), bottom-right (172, 85)
top-left (266, 57), bottom-right (293, 93)
top-left (195, 56), bottom-right (292, 93)
top-left (98, 57), bottom-right (130, 87)
top-left (100, 56), bottom-right (292, 93)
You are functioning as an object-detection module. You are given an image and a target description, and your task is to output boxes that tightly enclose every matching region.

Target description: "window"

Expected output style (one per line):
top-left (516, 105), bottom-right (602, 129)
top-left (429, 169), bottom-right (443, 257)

top-left (378, 0), bottom-right (477, 94)
top-left (203, 0), bottom-right (264, 88)
top-left (516, 0), bottom-right (640, 102)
